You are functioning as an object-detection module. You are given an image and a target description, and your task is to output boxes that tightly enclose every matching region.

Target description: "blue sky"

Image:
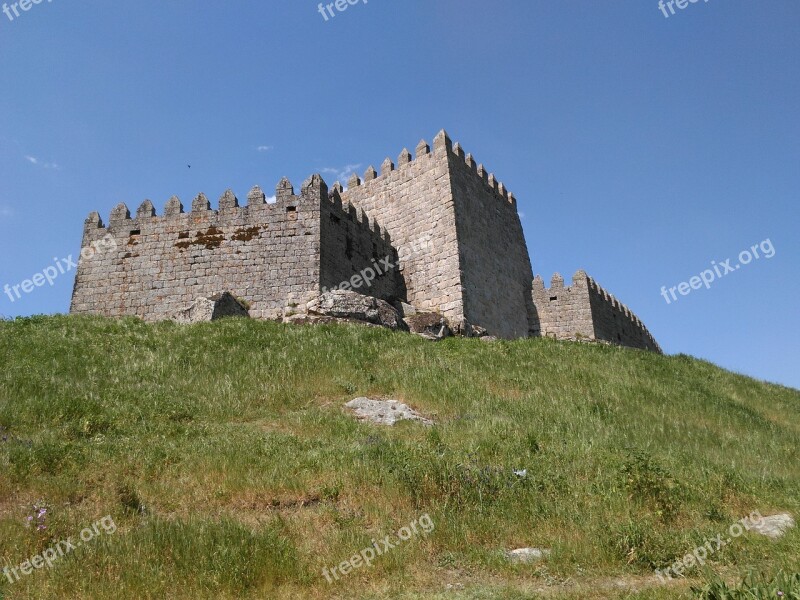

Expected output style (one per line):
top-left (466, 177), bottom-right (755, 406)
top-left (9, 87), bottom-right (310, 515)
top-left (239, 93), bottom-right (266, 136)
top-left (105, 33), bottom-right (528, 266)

top-left (0, 1), bottom-right (797, 388)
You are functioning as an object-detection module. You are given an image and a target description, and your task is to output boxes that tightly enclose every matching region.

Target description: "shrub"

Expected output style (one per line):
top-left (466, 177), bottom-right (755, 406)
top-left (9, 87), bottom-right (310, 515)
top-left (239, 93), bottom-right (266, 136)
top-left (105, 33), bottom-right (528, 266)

top-left (622, 449), bottom-right (684, 522)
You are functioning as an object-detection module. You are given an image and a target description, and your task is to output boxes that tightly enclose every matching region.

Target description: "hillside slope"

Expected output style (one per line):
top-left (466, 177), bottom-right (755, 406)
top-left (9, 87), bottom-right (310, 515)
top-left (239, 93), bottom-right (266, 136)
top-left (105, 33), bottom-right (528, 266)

top-left (0, 316), bottom-right (797, 599)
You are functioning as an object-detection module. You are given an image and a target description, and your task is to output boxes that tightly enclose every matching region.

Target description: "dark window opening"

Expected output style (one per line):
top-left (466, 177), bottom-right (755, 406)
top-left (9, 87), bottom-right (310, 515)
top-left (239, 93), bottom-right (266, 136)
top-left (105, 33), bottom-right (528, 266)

top-left (345, 236), bottom-right (354, 260)
top-left (130, 229), bottom-right (141, 236)
top-left (286, 206), bottom-right (296, 213)
top-left (549, 296), bottom-right (558, 301)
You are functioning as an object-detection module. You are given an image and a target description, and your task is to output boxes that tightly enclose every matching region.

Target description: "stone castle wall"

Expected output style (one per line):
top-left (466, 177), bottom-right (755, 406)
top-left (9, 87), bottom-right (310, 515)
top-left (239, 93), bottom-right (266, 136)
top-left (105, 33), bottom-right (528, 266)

top-left (339, 130), bottom-right (534, 338)
top-left (531, 272), bottom-right (595, 340)
top-left (446, 137), bottom-right (535, 338)
top-left (339, 132), bottom-right (465, 326)
top-left (319, 182), bottom-right (401, 303)
top-left (70, 175), bottom-right (396, 321)
top-left (584, 274), bottom-right (661, 352)
top-left (532, 271), bottom-right (661, 352)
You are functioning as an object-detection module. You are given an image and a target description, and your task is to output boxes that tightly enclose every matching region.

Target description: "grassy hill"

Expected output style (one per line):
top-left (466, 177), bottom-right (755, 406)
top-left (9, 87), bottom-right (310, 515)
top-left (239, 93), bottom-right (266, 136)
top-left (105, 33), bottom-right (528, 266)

top-left (0, 315), bottom-right (797, 599)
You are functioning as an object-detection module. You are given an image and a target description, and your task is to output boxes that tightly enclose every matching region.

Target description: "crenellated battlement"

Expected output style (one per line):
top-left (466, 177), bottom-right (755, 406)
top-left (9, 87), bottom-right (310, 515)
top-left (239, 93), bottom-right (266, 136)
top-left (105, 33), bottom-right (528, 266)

top-left (448, 137), bottom-right (516, 207)
top-left (83, 174), bottom-right (392, 246)
top-left (341, 129), bottom-right (516, 208)
top-left (72, 173), bottom-right (397, 322)
top-left (342, 132), bottom-right (438, 193)
top-left (330, 129), bottom-right (532, 337)
top-left (532, 270), bottom-right (661, 353)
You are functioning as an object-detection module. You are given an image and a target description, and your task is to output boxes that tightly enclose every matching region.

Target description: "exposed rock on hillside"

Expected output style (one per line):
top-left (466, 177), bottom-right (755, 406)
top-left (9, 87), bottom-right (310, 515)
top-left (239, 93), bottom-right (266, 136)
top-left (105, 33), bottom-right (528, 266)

top-left (751, 513), bottom-right (795, 539)
top-left (405, 312), bottom-right (451, 341)
top-left (171, 292), bottom-right (250, 323)
top-left (303, 291), bottom-right (406, 330)
top-left (345, 398), bottom-right (433, 426)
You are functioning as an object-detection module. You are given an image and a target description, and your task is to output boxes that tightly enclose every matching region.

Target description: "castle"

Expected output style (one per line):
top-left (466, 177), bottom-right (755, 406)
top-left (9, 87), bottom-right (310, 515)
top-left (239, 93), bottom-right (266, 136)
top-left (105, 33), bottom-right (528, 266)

top-left (70, 129), bottom-right (661, 352)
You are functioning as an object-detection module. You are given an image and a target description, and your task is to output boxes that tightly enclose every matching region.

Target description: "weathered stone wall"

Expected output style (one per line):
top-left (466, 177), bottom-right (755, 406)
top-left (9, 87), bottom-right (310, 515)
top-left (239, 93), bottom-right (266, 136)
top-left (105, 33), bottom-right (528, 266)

top-left (319, 183), bottom-right (402, 303)
top-left (340, 130), bottom-right (535, 338)
top-left (584, 274), bottom-right (661, 352)
top-left (71, 185), bottom-right (321, 321)
top-left (446, 136), bottom-right (535, 339)
top-left (531, 272), bottom-right (595, 340)
top-left (70, 175), bottom-right (396, 321)
top-left (532, 270), bottom-right (661, 352)
top-left (339, 132), bottom-right (464, 326)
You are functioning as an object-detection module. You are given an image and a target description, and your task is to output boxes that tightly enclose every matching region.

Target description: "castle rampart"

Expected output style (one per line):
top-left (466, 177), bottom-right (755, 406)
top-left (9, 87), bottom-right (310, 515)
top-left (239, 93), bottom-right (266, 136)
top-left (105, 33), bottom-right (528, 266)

top-left (70, 174), bottom-right (398, 321)
top-left (532, 270), bottom-right (661, 352)
top-left (319, 180), bottom-right (401, 303)
top-left (445, 136), bottom-right (534, 338)
top-left (340, 129), bottom-right (533, 338)
top-left (340, 131), bottom-right (465, 326)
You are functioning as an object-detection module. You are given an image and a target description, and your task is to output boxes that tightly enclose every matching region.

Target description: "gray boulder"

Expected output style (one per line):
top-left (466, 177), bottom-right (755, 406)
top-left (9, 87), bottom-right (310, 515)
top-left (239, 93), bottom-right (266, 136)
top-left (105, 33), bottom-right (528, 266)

top-left (405, 312), bottom-right (452, 341)
top-left (306, 290), bottom-right (406, 330)
top-left (506, 548), bottom-right (551, 564)
top-left (172, 292), bottom-right (250, 324)
top-left (345, 398), bottom-right (433, 426)
top-left (751, 513), bottom-right (795, 539)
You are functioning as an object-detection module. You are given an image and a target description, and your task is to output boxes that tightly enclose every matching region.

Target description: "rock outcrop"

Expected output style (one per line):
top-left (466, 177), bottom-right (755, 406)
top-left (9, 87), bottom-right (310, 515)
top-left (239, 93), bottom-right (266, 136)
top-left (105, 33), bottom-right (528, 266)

top-left (171, 292), bottom-right (250, 323)
top-left (345, 398), bottom-right (433, 426)
top-left (405, 312), bottom-right (452, 341)
top-left (303, 290), bottom-right (406, 330)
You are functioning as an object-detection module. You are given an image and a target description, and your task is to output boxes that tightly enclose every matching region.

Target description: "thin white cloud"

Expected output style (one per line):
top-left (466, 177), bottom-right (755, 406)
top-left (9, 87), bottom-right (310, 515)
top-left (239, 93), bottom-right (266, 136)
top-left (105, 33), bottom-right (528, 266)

top-left (320, 163), bottom-right (362, 183)
top-left (266, 195), bottom-right (277, 204)
top-left (256, 145), bottom-right (274, 152)
top-left (24, 155), bottom-right (60, 169)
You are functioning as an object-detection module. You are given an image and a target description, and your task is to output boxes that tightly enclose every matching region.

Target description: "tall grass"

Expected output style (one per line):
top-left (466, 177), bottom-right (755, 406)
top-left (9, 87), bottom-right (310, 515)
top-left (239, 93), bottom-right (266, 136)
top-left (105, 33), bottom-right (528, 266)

top-left (0, 315), bottom-right (797, 599)
top-left (693, 571), bottom-right (800, 599)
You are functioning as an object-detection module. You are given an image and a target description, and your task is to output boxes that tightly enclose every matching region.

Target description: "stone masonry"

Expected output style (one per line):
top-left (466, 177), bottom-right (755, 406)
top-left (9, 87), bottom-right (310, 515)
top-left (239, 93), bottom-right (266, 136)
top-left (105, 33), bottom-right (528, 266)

top-left (70, 175), bottom-right (397, 321)
top-left (532, 271), bottom-right (661, 352)
top-left (340, 130), bottom-right (534, 338)
top-left (70, 129), bottom-right (660, 351)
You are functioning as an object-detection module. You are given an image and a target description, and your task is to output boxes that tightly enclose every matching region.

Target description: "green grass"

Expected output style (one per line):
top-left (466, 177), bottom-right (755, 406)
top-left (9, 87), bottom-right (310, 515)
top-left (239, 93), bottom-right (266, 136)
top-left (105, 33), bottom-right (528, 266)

top-left (692, 570), bottom-right (800, 598)
top-left (0, 315), bottom-right (797, 599)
